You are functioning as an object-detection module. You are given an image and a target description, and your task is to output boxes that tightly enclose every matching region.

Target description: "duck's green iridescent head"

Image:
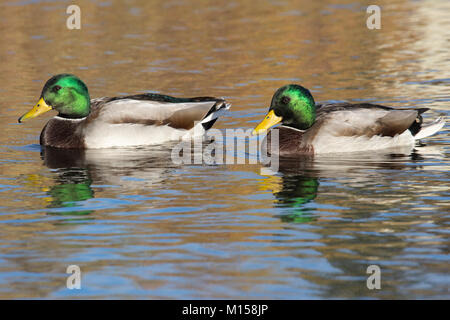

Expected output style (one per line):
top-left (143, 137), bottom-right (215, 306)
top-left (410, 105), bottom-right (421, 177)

top-left (18, 74), bottom-right (90, 123)
top-left (253, 84), bottom-right (316, 134)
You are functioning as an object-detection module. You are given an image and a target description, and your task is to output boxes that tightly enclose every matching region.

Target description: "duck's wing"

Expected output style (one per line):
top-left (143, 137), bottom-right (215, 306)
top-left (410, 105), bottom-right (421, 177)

top-left (89, 94), bottom-right (230, 130)
top-left (311, 103), bottom-right (427, 138)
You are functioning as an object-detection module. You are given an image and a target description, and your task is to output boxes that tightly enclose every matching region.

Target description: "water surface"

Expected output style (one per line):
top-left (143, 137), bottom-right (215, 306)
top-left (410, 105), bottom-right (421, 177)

top-left (0, 0), bottom-right (449, 299)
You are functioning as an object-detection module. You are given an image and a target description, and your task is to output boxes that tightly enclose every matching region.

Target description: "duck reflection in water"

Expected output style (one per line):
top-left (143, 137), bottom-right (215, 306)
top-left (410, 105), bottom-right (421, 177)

top-left (40, 145), bottom-right (179, 216)
top-left (46, 168), bottom-right (94, 216)
top-left (260, 144), bottom-right (445, 224)
top-left (268, 174), bottom-right (319, 223)
top-left (260, 156), bottom-right (319, 223)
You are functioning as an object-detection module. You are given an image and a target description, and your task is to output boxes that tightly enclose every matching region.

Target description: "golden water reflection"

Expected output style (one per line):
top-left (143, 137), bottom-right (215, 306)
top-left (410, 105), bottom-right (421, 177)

top-left (0, 0), bottom-right (448, 298)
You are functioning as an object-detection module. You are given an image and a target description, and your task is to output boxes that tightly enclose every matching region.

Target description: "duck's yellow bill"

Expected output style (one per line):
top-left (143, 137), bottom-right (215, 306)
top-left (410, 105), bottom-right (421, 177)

top-left (252, 110), bottom-right (282, 135)
top-left (18, 98), bottom-right (52, 123)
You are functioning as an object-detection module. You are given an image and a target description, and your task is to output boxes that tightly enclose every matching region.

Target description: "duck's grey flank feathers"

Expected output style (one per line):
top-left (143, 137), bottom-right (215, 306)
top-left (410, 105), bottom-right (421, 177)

top-left (311, 103), bottom-right (424, 138)
top-left (81, 95), bottom-right (230, 148)
top-left (89, 96), bottom-right (225, 130)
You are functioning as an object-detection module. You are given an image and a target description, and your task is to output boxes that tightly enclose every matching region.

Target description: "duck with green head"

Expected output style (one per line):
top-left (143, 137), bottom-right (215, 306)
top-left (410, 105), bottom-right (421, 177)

top-left (18, 74), bottom-right (230, 148)
top-left (253, 84), bottom-right (445, 156)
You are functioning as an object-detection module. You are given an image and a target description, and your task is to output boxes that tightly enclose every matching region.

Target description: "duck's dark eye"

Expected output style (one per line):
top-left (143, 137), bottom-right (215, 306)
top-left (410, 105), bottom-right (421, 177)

top-left (281, 96), bottom-right (291, 104)
top-left (52, 85), bottom-right (61, 93)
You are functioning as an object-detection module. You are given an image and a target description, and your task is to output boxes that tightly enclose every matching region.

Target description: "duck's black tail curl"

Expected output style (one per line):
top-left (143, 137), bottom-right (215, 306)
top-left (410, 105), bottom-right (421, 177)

top-left (408, 108), bottom-right (429, 136)
top-left (409, 108), bottom-right (446, 139)
top-left (200, 100), bottom-right (231, 131)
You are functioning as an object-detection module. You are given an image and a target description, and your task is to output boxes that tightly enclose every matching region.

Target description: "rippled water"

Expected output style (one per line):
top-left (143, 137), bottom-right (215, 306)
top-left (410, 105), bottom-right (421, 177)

top-left (0, 0), bottom-right (449, 299)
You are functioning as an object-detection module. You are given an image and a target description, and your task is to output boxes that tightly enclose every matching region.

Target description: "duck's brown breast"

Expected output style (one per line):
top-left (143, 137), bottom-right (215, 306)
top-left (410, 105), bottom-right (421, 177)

top-left (265, 126), bottom-right (314, 157)
top-left (40, 117), bottom-right (86, 149)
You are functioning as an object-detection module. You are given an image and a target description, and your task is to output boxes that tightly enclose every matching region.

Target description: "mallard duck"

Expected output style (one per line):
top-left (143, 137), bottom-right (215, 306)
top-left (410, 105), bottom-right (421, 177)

top-left (253, 84), bottom-right (445, 156)
top-left (18, 74), bottom-right (230, 148)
